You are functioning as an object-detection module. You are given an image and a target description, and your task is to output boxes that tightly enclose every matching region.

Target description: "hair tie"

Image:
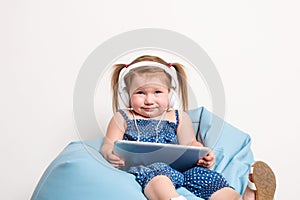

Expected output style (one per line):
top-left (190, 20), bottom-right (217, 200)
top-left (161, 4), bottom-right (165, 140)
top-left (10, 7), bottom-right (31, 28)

top-left (168, 63), bottom-right (173, 67)
top-left (125, 64), bottom-right (129, 68)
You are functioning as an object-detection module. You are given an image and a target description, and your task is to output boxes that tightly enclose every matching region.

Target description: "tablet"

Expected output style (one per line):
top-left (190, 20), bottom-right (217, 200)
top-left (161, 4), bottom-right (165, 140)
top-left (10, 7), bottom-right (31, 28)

top-left (113, 140), bottom-right (211, 172)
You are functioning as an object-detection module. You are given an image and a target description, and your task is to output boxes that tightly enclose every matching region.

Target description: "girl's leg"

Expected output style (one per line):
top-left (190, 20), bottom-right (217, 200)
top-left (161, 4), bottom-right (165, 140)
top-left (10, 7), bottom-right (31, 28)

top-left (242, 186), bottom-right (255, 200)
top-left (209, 187), bottom-right (241, 200)
top-left (144, 175), bottom-right (181, 200)
top-left (129, 163), bottom-right (185, 200)
top-left (183, 166), bottom-right (232, 200)
top-left (209, 186), bottom-right (256, 200)
top-left (209, 183), bottom-right (269, 200)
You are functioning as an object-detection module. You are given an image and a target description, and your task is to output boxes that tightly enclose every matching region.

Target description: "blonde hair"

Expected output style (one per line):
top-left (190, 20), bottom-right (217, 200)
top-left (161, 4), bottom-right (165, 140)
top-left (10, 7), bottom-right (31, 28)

top-left (111, 55), bottom-right (188, 112)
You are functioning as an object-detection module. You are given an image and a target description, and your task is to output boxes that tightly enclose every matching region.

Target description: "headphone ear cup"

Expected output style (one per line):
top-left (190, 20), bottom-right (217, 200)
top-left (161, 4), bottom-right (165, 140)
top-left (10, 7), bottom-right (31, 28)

top-left (168, 89), bottom-right (179, 108)
top-left (119, 88), bottom-right (130, 108)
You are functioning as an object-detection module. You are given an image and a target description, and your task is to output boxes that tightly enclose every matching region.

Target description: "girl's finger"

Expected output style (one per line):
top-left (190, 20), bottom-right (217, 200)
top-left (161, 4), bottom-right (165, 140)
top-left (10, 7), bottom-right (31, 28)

top-left (108, 153), bottom-right (122, 161)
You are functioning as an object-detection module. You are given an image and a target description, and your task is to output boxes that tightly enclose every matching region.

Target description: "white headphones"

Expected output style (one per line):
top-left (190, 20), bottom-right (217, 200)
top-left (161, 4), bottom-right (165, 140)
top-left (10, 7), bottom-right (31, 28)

top-left (118, 61), bottom-right (179, 109)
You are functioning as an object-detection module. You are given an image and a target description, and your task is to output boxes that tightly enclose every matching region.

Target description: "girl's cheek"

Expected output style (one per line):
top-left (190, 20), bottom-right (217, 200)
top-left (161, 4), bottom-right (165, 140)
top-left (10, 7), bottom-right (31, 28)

top-left (131, 96), bottom-right (142, 106)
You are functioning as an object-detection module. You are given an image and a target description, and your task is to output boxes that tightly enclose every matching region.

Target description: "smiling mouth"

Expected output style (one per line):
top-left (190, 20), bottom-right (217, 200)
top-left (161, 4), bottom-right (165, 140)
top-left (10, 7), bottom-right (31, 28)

top-left (142, 106), bottom-right (162, 112)
top-left (142, 107), bottom-right (156, 111)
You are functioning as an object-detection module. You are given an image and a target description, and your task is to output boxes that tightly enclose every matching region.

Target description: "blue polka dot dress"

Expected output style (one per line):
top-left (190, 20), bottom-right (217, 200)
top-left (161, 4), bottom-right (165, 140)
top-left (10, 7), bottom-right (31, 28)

top-left (118, 110), bottom-right (231, 200)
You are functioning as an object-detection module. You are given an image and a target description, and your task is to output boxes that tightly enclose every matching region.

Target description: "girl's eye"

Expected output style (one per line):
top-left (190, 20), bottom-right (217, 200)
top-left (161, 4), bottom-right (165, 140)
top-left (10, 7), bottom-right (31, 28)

top-left (136, 91), bottom-right (144, 95)
top-left (155, 90), bottom-right (162, 94)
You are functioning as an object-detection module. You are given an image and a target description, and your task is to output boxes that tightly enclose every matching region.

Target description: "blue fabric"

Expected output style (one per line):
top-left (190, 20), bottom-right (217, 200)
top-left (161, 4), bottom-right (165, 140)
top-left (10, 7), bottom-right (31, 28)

top-left (129, 162), bottom-right (184, 189)
top-left (119, 109), bottom-right (179, 143)
top-left (183, 167), bottom-right (230, 200)
top-left (31, 107), bottom-right (254, 200)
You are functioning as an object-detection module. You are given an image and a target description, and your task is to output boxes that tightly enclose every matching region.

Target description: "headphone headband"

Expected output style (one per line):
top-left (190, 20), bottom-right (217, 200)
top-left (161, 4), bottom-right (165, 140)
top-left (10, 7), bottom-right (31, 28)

top-left (118, 61), bottom-right (178, 92)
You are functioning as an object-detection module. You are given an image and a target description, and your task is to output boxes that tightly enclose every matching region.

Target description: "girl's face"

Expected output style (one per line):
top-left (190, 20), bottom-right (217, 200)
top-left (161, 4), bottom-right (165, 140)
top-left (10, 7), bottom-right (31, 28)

top-left (129, 74), bottom-right (170, 118)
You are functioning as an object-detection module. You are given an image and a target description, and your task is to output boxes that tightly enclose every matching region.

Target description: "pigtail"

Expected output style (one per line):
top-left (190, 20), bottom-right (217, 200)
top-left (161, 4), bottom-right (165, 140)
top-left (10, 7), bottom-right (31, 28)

top-left (111, 64), bottom-right (126, 113)
top-left (172, 63), bottom-right (188, 111)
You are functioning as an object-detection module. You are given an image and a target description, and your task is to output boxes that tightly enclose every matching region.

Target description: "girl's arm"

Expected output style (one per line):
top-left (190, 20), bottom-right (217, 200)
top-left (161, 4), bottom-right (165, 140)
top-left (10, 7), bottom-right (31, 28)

top-left (100, 112), bottom-right (126, 168)
top-left (176, 111), bottom-right (202, 146)
top-left (176, 111), bottom-right (215, 168)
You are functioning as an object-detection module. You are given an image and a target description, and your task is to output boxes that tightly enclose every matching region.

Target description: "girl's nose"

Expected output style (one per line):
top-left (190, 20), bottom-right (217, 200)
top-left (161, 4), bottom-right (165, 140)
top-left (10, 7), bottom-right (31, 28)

top-left (144, 94), bottom-right (154, 104)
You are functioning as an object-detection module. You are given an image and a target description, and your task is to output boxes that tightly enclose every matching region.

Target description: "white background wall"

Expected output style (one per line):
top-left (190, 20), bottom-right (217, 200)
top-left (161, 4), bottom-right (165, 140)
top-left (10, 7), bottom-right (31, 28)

top-left (1, 0), bottom-right (299, 199)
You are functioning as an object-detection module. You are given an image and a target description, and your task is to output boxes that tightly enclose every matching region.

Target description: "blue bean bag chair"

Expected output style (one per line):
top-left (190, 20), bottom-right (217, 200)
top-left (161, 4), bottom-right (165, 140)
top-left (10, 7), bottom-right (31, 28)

top-left (31, 107), bottom-right (254, 200)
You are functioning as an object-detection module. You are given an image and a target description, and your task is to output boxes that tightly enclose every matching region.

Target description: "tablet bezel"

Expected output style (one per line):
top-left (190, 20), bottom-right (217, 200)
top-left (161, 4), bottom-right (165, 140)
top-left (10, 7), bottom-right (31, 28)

top-left (113, 140), bottom-right (211, 172)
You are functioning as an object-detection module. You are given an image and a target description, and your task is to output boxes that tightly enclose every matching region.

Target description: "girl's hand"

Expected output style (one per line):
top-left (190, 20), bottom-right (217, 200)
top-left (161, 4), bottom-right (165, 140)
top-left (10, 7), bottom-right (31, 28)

top-left (197, 151), bottom-right (215, 169)
top-left (106, 150), bottom-right (125, 169)
top-left (101, 142), bottom-right (125, 169)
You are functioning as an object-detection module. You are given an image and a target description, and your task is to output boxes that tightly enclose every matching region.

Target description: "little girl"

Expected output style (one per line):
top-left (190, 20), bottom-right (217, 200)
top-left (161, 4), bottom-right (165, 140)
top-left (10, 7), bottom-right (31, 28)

top-left (100, 55), bottom-right (276, 200)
